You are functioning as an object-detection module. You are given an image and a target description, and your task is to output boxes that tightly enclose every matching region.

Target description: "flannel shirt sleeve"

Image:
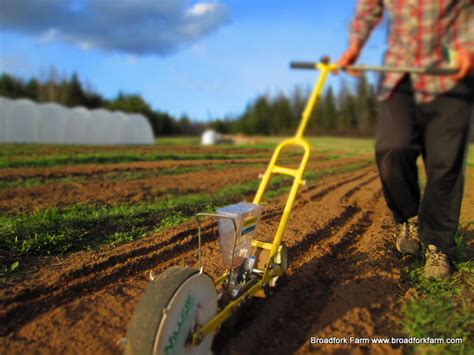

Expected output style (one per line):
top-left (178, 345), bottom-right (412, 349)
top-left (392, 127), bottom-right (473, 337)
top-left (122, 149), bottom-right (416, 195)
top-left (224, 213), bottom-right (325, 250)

top-left (452, 1), bottom-right (474, 51)
top-left (350, 0), bottom-right (384, 46)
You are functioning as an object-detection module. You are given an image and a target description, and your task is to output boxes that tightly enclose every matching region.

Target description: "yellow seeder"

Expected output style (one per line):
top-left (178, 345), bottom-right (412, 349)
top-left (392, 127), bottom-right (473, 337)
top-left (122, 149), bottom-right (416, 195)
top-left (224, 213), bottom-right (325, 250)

top-left (125, 57), bottom-right (457, 354)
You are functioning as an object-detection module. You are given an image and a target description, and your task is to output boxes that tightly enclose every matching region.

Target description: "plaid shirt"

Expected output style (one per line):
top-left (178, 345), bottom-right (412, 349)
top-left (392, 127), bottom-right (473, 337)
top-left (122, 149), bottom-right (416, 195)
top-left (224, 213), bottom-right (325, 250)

top-left (351, 0), bottom-right (474, 102)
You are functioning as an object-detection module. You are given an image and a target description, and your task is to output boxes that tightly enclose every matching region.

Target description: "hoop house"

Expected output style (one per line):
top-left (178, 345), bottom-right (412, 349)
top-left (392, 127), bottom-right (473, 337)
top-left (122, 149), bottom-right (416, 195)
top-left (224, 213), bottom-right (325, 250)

top-left (105, 111), bottom-right (122, 145)
top-left (37, 102), bottom-right (67, 143)
top-left (116, 112), bottom-right (133, 144)
top-left (63, 107), bottom-right (92, 144)
top-left (6, 99), bottom-right (40, 143)
top-left (0, 97), bottom-right (12, 142)
top-left (129, 114), bottom-right (155, 145)
top-left (0, 96), bottom-right (155, 145)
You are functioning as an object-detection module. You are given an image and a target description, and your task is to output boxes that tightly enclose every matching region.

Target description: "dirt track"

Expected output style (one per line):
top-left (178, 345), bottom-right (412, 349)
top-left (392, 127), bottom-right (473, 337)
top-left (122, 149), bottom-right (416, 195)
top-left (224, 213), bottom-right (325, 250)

top-left (1, 158), bottom-right (473, 354)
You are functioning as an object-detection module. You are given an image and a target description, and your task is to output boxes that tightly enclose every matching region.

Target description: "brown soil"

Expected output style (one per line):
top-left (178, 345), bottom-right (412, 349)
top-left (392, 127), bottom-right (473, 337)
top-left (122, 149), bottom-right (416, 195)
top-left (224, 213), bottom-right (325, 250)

top-left (2, 144), bottom-right (271, 158)
top-left (1, 162), bottom-right (472, 354)
top-left (0, 158), bottom-right (269, 181)
top-left (0, 156), bottom-right (364, 213)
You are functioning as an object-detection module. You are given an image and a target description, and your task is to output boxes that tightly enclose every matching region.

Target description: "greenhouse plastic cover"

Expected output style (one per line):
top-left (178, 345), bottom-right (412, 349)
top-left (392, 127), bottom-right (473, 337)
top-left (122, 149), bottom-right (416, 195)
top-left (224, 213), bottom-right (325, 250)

top-left (0, 96), bottom-right (155, 145)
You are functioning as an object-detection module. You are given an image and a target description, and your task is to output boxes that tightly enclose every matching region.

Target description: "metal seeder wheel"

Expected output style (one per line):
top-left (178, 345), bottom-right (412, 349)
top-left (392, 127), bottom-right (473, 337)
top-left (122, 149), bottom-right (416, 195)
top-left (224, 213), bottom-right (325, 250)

top-left (125, 267), bottom-right (217, 355)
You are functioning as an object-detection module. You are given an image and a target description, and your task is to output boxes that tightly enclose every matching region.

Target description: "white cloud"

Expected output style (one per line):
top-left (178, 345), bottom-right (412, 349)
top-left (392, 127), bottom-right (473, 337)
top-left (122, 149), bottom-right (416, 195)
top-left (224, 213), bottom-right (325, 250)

top-left (188, 3), bottom-right (220, 17)
top-left (0, 0), bottom-right (229, 56)
top-left (78, 40), bottom-right (96, 51)
top-left (126, 56), bottom-right (139, 65)
top-left (190, 43), bottom-right (209, 56)
top-left (39, 28), bottom-right (59, 44)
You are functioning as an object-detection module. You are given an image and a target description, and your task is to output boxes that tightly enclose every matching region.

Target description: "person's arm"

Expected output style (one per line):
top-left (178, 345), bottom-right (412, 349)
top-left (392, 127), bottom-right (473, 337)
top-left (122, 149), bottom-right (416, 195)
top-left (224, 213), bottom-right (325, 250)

top-left (338, 0), bottom-right (384, 69)
top-left (451, 2), bottom-right (474, 80)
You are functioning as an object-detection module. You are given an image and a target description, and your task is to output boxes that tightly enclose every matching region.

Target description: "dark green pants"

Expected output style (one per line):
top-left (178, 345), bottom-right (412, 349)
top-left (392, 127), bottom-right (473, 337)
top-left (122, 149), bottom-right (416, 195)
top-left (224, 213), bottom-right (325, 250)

top-left (375, 76), bottom-right (473, 254)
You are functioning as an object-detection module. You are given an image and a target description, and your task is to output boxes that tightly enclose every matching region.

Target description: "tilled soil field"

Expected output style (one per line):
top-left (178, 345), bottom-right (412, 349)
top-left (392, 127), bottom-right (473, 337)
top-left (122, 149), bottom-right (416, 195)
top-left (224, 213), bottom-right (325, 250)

top-left (0, 144), bottom-right (473, 354)
top-left (0, 155), bottom-right (365, 213)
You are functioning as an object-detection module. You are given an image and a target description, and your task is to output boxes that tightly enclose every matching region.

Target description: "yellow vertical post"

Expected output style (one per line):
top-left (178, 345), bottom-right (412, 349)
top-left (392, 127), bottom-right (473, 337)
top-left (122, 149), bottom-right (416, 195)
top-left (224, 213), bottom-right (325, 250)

top-left (252, 63), bottom-right (334, 285)
top-left (295, 63), bottom-right (332, 139)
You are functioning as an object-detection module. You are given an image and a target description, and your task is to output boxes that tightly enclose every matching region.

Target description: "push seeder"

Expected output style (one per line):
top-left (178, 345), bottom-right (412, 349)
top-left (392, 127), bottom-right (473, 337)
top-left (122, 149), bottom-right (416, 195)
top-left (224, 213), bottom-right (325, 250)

top-left (125, 57), bottom-right (457, 354)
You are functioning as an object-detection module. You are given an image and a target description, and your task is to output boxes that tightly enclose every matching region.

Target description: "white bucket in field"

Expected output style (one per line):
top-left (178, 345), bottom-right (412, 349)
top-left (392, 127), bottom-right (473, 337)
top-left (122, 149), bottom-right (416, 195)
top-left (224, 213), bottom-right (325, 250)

top-left (201, 129), bottom-right (219, 145)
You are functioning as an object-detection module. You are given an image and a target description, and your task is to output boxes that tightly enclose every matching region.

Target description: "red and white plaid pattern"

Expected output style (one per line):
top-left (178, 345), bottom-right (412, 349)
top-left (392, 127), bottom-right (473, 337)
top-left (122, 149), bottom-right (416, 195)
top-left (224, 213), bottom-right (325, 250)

top-left (351, 0), bottom-right (474, 102)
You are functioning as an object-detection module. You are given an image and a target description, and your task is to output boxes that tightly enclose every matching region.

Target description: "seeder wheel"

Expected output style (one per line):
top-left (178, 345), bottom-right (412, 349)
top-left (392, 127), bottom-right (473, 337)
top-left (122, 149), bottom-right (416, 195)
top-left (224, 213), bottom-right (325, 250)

top-left (126, 266), bottom-right (217, 355)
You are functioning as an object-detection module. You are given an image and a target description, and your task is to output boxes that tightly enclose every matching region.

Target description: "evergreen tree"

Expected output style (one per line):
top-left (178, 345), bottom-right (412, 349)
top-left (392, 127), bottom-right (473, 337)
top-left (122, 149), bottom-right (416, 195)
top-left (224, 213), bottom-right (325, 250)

top-left (271, 95), bottom-right (293, 135)
top-left (25, 79), bottom-right (39, 100)
top-left (210, 119), bottom-right (231, 134)
top-left (107, 93), bottom-right (152, 116)
top-left (289, 84), bottom-right (308, 122)
top-left (322, 86), bottom-right (338, 130)
top-left (338, 81), bottom-right (358, 131)
top-left (355, 74), bottom-right (376, 133)
top-left (367, 83), bottom-right (377, 130)
top-left (240, 96), bottom-right (272, 135)
top-left (67, 73), bottom-right (85, 107)
top-left (178, 115), bottom-right (192, 135)
top-left (1, 74), bottom-right (32, 98)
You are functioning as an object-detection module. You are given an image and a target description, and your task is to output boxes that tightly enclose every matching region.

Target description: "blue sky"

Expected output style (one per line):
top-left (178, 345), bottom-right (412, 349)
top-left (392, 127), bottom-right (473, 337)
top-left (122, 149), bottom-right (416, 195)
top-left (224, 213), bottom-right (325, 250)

top-left (0, 0), bottom-right (388, 121)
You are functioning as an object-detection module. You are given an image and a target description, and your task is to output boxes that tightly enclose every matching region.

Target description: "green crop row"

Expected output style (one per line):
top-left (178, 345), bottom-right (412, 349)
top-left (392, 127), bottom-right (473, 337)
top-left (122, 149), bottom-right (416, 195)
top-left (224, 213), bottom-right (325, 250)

top-left (0, 160), bottom-right (372, 265)
top-left (0, 163), bottom-right (266, 191)
top-left (0, 151), bottom-right (271, 169)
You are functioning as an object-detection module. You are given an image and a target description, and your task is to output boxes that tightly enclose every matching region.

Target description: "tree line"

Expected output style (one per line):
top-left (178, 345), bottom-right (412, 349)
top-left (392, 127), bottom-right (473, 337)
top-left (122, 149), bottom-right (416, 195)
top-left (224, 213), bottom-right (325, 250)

top-left (1, 69), bottom-right (379, 137)
top-left (211, 76), bottom-right (378, 136)
top-left (0, 70), bottom-right (203, 136)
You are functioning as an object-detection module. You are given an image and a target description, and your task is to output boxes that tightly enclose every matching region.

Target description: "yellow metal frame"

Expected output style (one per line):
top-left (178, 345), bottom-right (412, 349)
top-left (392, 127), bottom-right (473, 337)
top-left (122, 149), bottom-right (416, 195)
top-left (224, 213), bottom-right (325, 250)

top-left (192, 62), bottom-right (336, 345)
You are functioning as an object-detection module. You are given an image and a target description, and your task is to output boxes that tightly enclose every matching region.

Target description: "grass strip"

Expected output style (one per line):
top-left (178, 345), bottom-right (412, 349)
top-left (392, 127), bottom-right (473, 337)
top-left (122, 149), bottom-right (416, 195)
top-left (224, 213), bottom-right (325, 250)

top-left (0, 162), bottom-right (268, 191)
top-left (0, 152), bottom-right (269, 169)
top-left (401, 232), bottom-right (473, 354)
top-left (0, 160), bottom-right (372, 265)
top-left (0, 178), bottom-right (44, 190)
top-left (0, 166), bottom-right (207, 190)
top-left (0, 176), bottom-right (86, 190)
top-left (0, 181), bottom-right (260, 257)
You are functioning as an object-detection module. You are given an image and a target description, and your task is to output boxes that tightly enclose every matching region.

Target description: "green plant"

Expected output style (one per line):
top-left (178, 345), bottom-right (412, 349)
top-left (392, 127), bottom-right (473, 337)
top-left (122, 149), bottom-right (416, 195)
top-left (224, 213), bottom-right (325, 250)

top-left (401, 232), bottom-right (474, 354)
top-left (0, 160), bottom-right (371, 261)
